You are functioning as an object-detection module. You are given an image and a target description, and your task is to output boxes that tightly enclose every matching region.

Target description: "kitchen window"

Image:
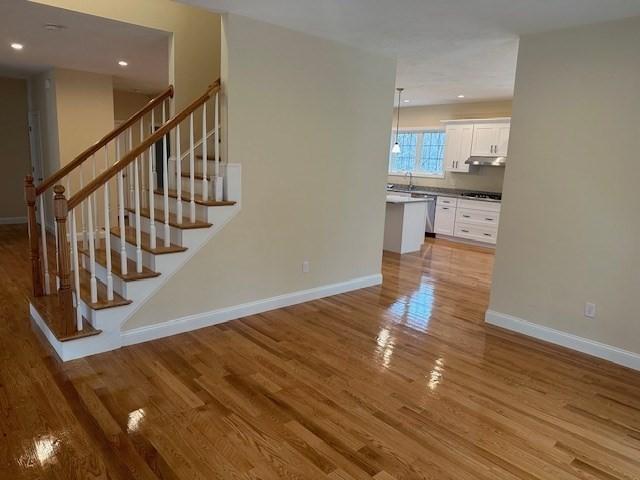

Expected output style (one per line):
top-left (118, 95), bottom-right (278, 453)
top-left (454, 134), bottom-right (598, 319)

top-left (389, 129), bottom-right (446, 177)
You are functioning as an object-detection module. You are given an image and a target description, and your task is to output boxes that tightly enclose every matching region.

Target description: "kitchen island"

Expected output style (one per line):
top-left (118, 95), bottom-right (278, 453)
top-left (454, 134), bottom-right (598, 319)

top-left (384, 195), bottom-right (428, 254)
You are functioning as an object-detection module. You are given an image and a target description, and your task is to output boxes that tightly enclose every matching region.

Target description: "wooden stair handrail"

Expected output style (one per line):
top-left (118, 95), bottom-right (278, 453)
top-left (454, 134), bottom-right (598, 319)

top-left (36, 85), bottom-right (175, 196)
top-left (67, 80), bottom-right (221, 211)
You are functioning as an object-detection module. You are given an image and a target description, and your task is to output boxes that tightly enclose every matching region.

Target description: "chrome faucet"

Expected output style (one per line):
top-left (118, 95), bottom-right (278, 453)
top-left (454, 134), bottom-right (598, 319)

top-left (405, 171), bottom-right (414, 190)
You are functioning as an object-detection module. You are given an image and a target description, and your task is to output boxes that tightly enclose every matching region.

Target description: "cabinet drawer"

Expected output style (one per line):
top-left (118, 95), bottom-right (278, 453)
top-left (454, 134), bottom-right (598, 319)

top-left (457, 198), bottom-right (501, 212)
top-left (437, 196), bottom-right (458, 207)
top-left (454, 222), bottom-right (498, 244)
top-left (456, 208), bottom-right (499, 227)
top-left (434, 205), bottom-right (455, 235)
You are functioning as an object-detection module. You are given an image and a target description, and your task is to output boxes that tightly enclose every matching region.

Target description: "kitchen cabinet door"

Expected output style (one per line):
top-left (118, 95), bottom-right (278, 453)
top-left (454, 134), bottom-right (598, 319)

top-left (434, 205), bottom-right (456, 235)
top-left (471, 122), bottom-right (511, 157)
top-left (470, 124), bottom-right (498, 156)
top-left (496, 124), bottom-right (510, 156)
top-left (444, 124), bottom-right (473, 173)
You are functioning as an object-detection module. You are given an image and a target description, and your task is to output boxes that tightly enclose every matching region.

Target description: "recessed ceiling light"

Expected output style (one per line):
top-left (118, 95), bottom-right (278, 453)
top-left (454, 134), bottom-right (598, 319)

top-left (44, 24), bottom-right (66, 31)
top-left (457, 94), bottom-right (465, 98)
top-left (403, 99), bottom-right (410, 103)
top-left (118, 60), bottom-right (128, 67)
top-left (10, 43), bottom-right (23, 50)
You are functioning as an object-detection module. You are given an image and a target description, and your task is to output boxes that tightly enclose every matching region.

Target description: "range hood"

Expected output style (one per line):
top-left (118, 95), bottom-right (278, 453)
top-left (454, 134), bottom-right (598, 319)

top-left (465, 156), bottom-right (506, 167)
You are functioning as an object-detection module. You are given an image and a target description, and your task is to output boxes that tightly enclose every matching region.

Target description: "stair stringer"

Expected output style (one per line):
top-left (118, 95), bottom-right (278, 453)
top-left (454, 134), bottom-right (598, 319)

top-left (31, 164), bottom-right (241, 361)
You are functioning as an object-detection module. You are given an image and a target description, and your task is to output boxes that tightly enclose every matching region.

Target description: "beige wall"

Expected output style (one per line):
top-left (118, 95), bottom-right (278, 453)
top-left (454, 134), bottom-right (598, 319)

top-left (0, 77), bottom-right (30, 219)
top-left (54, 68), bottom-right (114, 169)
top-left (113, 90), bottom-right (153, 124)
top-left (389, 100), bottom-right (512, 191)
top-left (32, 0), bottom-right (221, 111)
top-left (490, 16), bottom-right (640, 355)
top-left (124, 14), bottom-right (397, 330)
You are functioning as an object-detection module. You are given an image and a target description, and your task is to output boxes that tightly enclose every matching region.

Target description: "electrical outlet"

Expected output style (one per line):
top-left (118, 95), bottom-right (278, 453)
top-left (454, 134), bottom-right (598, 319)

top-left (302, 261), bottom-right (310, 273)
top-left (584, 302), bottom-right (596, 319)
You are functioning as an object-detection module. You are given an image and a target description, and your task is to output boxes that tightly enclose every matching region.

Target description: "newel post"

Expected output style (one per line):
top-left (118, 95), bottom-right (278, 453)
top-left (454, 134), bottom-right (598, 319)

top-left (25, 176), bottom-right (44, 297)
top-left (54, 185), bottom-right (75, 336)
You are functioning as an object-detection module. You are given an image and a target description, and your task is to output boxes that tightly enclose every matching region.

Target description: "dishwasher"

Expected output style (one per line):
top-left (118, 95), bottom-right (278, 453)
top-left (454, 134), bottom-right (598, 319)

top-left (411, 193), bottom-right (437, 236)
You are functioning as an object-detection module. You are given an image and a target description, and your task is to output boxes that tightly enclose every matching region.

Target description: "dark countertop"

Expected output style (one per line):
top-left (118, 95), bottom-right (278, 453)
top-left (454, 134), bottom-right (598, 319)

top-left (386, 183), bottom-right (502, 203)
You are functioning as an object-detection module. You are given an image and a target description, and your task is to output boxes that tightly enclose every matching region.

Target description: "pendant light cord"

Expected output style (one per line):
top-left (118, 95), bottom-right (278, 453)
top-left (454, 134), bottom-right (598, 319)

top-left (395, 88), bottom-right (403, 144)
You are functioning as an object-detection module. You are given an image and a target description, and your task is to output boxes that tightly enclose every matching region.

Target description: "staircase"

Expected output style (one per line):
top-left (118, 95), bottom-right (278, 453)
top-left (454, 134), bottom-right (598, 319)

top-left (25, 79), bottom-right (241, 361)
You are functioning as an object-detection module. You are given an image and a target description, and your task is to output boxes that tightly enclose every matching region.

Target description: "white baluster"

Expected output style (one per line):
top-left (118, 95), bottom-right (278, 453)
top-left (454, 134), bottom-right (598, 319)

top-left (53, 193), bottom-right (59, 290)
top-left (140, 118), bottom-right (146, 209)
top-left (79, 163), bottom-right (87, 249)
top-left (175, 123), bottom-right (182, 224)
top-left (162, 101), bottom-right (170, 247)
top-left (189, 113), bottom-right (196, 223)
top-left (148, 109), bottom-right (157, 249)
top-left (134, 157), bottom-right (143, 273)
top-left (128, 128), bottom-right (135, 207)
top-left (70, 210), bottom-right (82, 330)
top-left (86, 194), bottom-right (98, 304)
top-left (103, 179), bottom-right (113, 301)
top-left (214, 91), bottom-right (222, 201)
top-left (201, 102), bottom-right (208, 201)
top-left (91, 154), bottom-right (99, 251)
top-left (116, 139), bottom-right (128, 276)
top-left (38, 195), bottom-right (50, 294)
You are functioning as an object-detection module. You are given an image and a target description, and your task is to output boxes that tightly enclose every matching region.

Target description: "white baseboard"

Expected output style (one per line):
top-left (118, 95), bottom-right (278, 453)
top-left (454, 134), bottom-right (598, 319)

top-left (122, 273), bottom-right (383, 346)
top-left (485, 309), bottom-right (640, 371)
top-left (0, 216), bottom-right (27, 225)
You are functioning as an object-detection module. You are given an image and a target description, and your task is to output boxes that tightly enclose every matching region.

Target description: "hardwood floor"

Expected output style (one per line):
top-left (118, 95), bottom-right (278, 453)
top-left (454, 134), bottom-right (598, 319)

top-left (1, 224), bottom-right (640, 479)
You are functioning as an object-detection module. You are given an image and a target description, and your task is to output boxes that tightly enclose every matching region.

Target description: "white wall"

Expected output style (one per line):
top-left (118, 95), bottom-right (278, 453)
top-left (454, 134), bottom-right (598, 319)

top-left (489, 16), bottom-right (640, 356)
top-left (123, 14), bottom-right (397, 330)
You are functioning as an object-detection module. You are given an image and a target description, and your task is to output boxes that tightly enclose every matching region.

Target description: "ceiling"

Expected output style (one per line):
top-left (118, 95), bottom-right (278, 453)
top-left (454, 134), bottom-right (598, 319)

top-left (0, 0), bottom-right (169, 94)
top-left (181, 0), bottom-right (640, 106)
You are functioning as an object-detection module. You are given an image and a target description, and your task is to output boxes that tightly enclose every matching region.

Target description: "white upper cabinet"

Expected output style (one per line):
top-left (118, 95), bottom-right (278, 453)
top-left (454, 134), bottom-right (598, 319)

top-left (443, 123), bottom-right (473, 173)
top-left (495, 123), bottom-right (510, 156)
top-left (470, 119), bottom-right (511, 157)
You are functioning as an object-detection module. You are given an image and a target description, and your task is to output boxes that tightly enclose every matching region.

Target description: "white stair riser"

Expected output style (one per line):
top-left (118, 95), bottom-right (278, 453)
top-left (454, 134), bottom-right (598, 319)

top-left (130, 212), bottom-right (184, 245)
top-left (179, 158), bottom-right (217, 175)
top-left (78, 253), bottom-right (154, 299)
top-left (111, 233), bottom-right (158, 271)
top-left (153, 193), bottom-right (209, 220)
top-left (180, 177), bottom-right (210, 198)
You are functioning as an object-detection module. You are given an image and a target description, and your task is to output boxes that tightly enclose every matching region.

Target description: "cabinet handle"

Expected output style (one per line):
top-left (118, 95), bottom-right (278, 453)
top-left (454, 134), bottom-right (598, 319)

top-left (462, 214), bottom-right (470, 218)
top-left (442, 207), bottom-right (449, 210)
top-left (483, 233), bottom-right (492, 237)
top-left (485, 217), bottom-right (494, 221)
top-left (461, 229), bottom-right (469, 233)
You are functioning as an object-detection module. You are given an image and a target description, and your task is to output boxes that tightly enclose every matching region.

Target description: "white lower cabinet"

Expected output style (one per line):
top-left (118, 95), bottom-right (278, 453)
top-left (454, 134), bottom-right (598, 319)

top-left (434, 196), bottom-right (501, 245)
top-left (434, 197), bottom-right (457, 235)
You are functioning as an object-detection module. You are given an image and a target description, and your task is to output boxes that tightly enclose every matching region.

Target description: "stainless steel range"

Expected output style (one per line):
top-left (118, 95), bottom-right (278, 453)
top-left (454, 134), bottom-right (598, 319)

top-left (460, 192), bottom-right (502, 201)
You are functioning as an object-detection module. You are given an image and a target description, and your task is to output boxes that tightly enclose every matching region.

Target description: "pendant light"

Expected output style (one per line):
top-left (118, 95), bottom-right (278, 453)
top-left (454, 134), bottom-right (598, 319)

top-left (391, 87), bottom-right (404, 154)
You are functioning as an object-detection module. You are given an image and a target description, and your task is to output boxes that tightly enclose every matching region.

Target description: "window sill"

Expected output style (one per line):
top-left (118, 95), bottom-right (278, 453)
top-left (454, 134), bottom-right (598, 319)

top-left (389, 171), bottom-right (445, 179)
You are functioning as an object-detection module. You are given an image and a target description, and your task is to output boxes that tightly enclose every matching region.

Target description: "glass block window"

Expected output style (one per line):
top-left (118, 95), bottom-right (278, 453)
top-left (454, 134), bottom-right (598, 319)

top-left (389, 129), bottom-right (446, 177)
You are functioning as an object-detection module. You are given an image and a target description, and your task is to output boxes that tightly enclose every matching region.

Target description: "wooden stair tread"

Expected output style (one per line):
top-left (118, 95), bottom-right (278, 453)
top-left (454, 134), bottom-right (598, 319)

top-left (30, 295), bottom-right (102, 342)
top-left (78, 247), bottom-right (160, 282)
top-left (196, 154), bottom-right (215, 160)
top-left (126, 207), bottom-right (211, 229)
top-left (155, 188), bottom-right (236, 207)
top-left (111, 226), bottom-right (187, 254)
top-left (75, 268), bottom-right (131, 310)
